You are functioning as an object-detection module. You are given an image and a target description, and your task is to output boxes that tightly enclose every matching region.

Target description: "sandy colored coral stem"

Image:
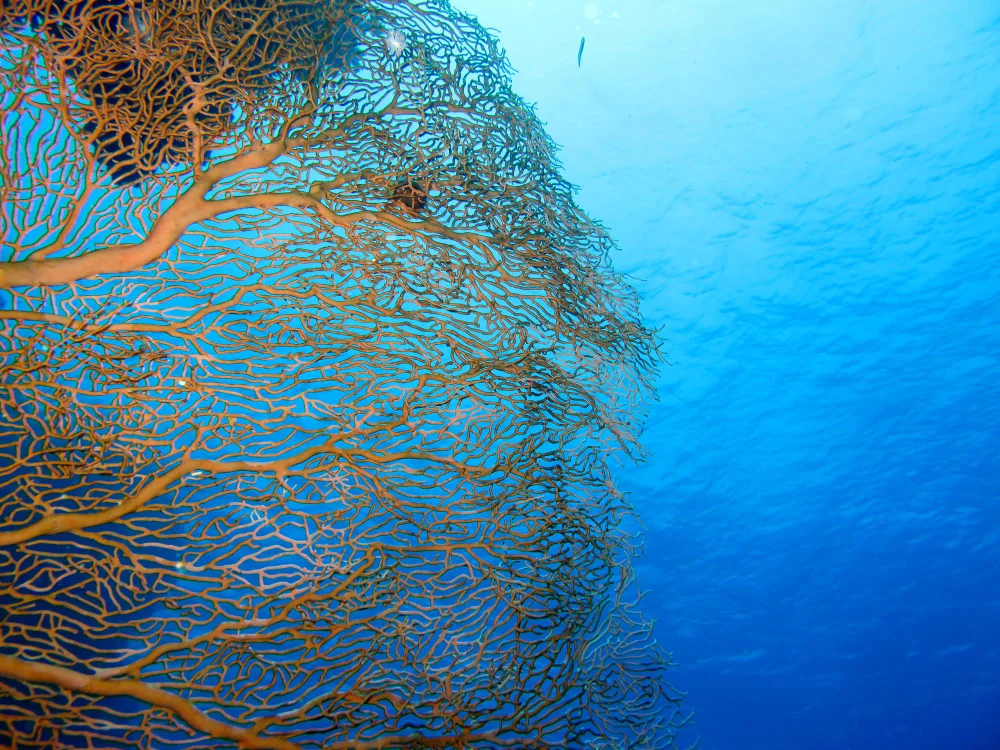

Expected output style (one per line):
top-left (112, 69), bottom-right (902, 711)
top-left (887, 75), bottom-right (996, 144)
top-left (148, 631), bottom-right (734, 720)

top-left (0, 195), bottom-right (209, 287)
top-left (0, 655), bottom-right (302, 750)
top-left (0, 139), bottom-right (288, 289)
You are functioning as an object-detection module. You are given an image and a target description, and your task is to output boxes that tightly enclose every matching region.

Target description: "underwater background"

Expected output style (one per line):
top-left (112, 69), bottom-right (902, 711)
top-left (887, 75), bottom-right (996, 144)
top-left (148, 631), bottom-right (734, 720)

top-left (459, 0), bottom-right (1000, 748)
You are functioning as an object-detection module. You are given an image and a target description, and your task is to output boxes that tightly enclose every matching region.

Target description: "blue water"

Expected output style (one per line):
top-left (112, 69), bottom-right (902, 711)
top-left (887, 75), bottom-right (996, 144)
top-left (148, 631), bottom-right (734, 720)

top-left (458, 1), bottom-right (1000, 747)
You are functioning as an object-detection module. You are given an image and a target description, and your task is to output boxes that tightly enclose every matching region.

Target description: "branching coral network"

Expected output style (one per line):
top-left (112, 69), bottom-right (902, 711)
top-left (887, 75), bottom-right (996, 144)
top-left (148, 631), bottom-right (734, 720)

top-left (0, 0), bottom-right (689, 747)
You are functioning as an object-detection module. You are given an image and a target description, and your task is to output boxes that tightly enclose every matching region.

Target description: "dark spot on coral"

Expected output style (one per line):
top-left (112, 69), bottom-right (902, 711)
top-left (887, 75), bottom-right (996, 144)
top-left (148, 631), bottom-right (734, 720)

top-left (391, 179), bottom-right (428, 214)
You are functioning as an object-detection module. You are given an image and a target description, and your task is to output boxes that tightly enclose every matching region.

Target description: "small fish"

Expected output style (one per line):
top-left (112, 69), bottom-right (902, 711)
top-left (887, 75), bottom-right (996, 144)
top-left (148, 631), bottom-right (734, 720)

top-left (578, 37), bottom-right (586, 67)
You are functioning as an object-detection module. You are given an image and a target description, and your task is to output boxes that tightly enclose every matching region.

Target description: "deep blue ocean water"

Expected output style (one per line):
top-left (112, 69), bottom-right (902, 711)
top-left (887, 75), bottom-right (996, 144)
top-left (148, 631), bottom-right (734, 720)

top-left (459, 1), bottom-right (1000, 747)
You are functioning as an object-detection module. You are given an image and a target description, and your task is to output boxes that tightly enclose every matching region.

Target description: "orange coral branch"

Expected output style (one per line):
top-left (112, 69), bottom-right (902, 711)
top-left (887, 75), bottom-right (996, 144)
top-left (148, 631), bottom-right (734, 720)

top-left (0, 1), bottom-right (681, 747)
top-left (0, 655), bottom-right (303, 750)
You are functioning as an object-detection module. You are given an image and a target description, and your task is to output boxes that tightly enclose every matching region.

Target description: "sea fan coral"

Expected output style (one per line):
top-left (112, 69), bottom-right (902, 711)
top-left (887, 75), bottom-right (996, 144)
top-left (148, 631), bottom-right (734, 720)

top-left (0, 1), bottom-right (689, 748)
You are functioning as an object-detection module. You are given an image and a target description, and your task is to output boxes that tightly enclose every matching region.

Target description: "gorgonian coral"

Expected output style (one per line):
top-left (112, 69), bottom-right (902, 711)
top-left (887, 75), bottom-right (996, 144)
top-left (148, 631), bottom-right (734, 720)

top-left (0, 1), bottom-right (689, 748)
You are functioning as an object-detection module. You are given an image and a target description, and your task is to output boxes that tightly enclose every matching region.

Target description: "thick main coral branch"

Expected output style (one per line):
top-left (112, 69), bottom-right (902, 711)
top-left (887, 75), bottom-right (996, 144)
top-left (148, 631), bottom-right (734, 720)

top-left (0, 465), bottom-right (190, 546)
top-left (0, 655), bottom-right (302, 750)
top-left (0, 125), bottom-right (490, 289)
top-left (0, 137), bottom-right (290, 289)
top-left (0, 444), bottom-right (487, 546)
